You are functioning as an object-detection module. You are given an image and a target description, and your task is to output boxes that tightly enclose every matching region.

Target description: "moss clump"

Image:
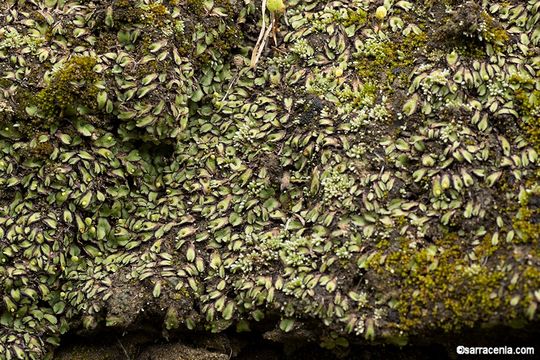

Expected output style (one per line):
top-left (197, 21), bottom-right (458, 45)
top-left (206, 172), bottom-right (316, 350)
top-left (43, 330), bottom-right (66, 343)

top-left (1, 0), bottom-right (539, 357)
top-left (513, 206), bottom-right (540, 244)
top-left (341, 9), bottom-right (368, 27)
top-left (512, 75), bottom-right (540, 150)
top-left (369, 234), bottom-right (535, 332)
top-left (212, 24), bottom-right (243, 57)
top-left (353, 32), bottom-right (427, 90)
top-left (139, 2), bottom-right (170, 27)
top-left (35, 56), bottom-right (99, 121)
top-left (525, 115), bottom-right (540, 151)
top-left (480, 11), bottom-right (509, 47)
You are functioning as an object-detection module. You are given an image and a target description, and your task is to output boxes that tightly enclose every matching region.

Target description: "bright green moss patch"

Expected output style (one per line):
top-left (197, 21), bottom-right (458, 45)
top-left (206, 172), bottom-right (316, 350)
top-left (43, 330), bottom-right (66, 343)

top-left (513, 80), bottom-right (540, 150)
top-left (341, 9), bottom-right (368, 27)
top-left (526, 116), bottom-right (540, 151)
top-left (369, 234), bottom-right (538, 332)
top-left (35, 56), bottom-right (99, 120)
top-left (480, 11), bottom-right (510, 47)
top-left (139, 2), bottom-right (170, 26)
top-left (353, 32), bottom-right (428, 90)
top-left (513, 206), bottom-right (540, 245)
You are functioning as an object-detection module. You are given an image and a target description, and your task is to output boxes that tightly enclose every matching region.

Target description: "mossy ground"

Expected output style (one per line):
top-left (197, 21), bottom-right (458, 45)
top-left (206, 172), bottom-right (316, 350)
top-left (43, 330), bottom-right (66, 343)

top-left (0, 0), bottom-right (539, 359)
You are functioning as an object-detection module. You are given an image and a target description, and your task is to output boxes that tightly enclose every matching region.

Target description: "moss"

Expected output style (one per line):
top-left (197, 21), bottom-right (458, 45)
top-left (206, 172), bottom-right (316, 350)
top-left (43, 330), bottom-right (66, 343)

top-left (341, 9), bottom-right (368, 27)
top-left (34, 56), bottom-right (99, 121)
top-left (354, 32), bottom-right (428, 90)
top-left (139, 2), bottom-right (170, 27)
top-left (512, 207), bottom-right (540, 244)
top-left (525, 116), bottom-right (540, 151)
top-left (212, 24), bottom-right (243, 57)
top-left (513, 83), bottom-right (540, 150)
top-left (480, 11), bottom-right (509, 47)
top-left (54, 344), bottom-right (132, 360)
top-left (1, 0), bottom-right (539, 356)
top-left (368, 233), bottom-right (535, 332)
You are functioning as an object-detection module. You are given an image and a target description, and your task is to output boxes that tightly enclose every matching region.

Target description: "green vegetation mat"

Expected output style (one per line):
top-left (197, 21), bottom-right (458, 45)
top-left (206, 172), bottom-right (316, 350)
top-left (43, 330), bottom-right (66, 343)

top-left (0, 0), bottom-right (539, 358)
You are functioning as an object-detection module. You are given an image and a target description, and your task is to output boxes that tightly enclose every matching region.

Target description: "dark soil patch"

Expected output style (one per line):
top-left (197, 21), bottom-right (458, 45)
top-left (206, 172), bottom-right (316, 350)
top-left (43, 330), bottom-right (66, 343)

top-left (54, 321), bottom-right (540, 359)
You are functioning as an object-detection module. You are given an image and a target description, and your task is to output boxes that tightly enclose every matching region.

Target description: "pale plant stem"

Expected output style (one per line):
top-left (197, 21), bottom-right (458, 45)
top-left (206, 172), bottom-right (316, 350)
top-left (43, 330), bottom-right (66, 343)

top-left (252, 17), bottom-right (274, 68)
top-left (251, 0), bottom-right (270, 68)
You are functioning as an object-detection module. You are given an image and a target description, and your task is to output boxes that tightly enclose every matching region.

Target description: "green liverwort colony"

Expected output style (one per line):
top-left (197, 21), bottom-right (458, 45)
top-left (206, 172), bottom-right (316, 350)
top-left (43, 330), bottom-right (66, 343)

top-left (0, 0), bottom-right (539, 359)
